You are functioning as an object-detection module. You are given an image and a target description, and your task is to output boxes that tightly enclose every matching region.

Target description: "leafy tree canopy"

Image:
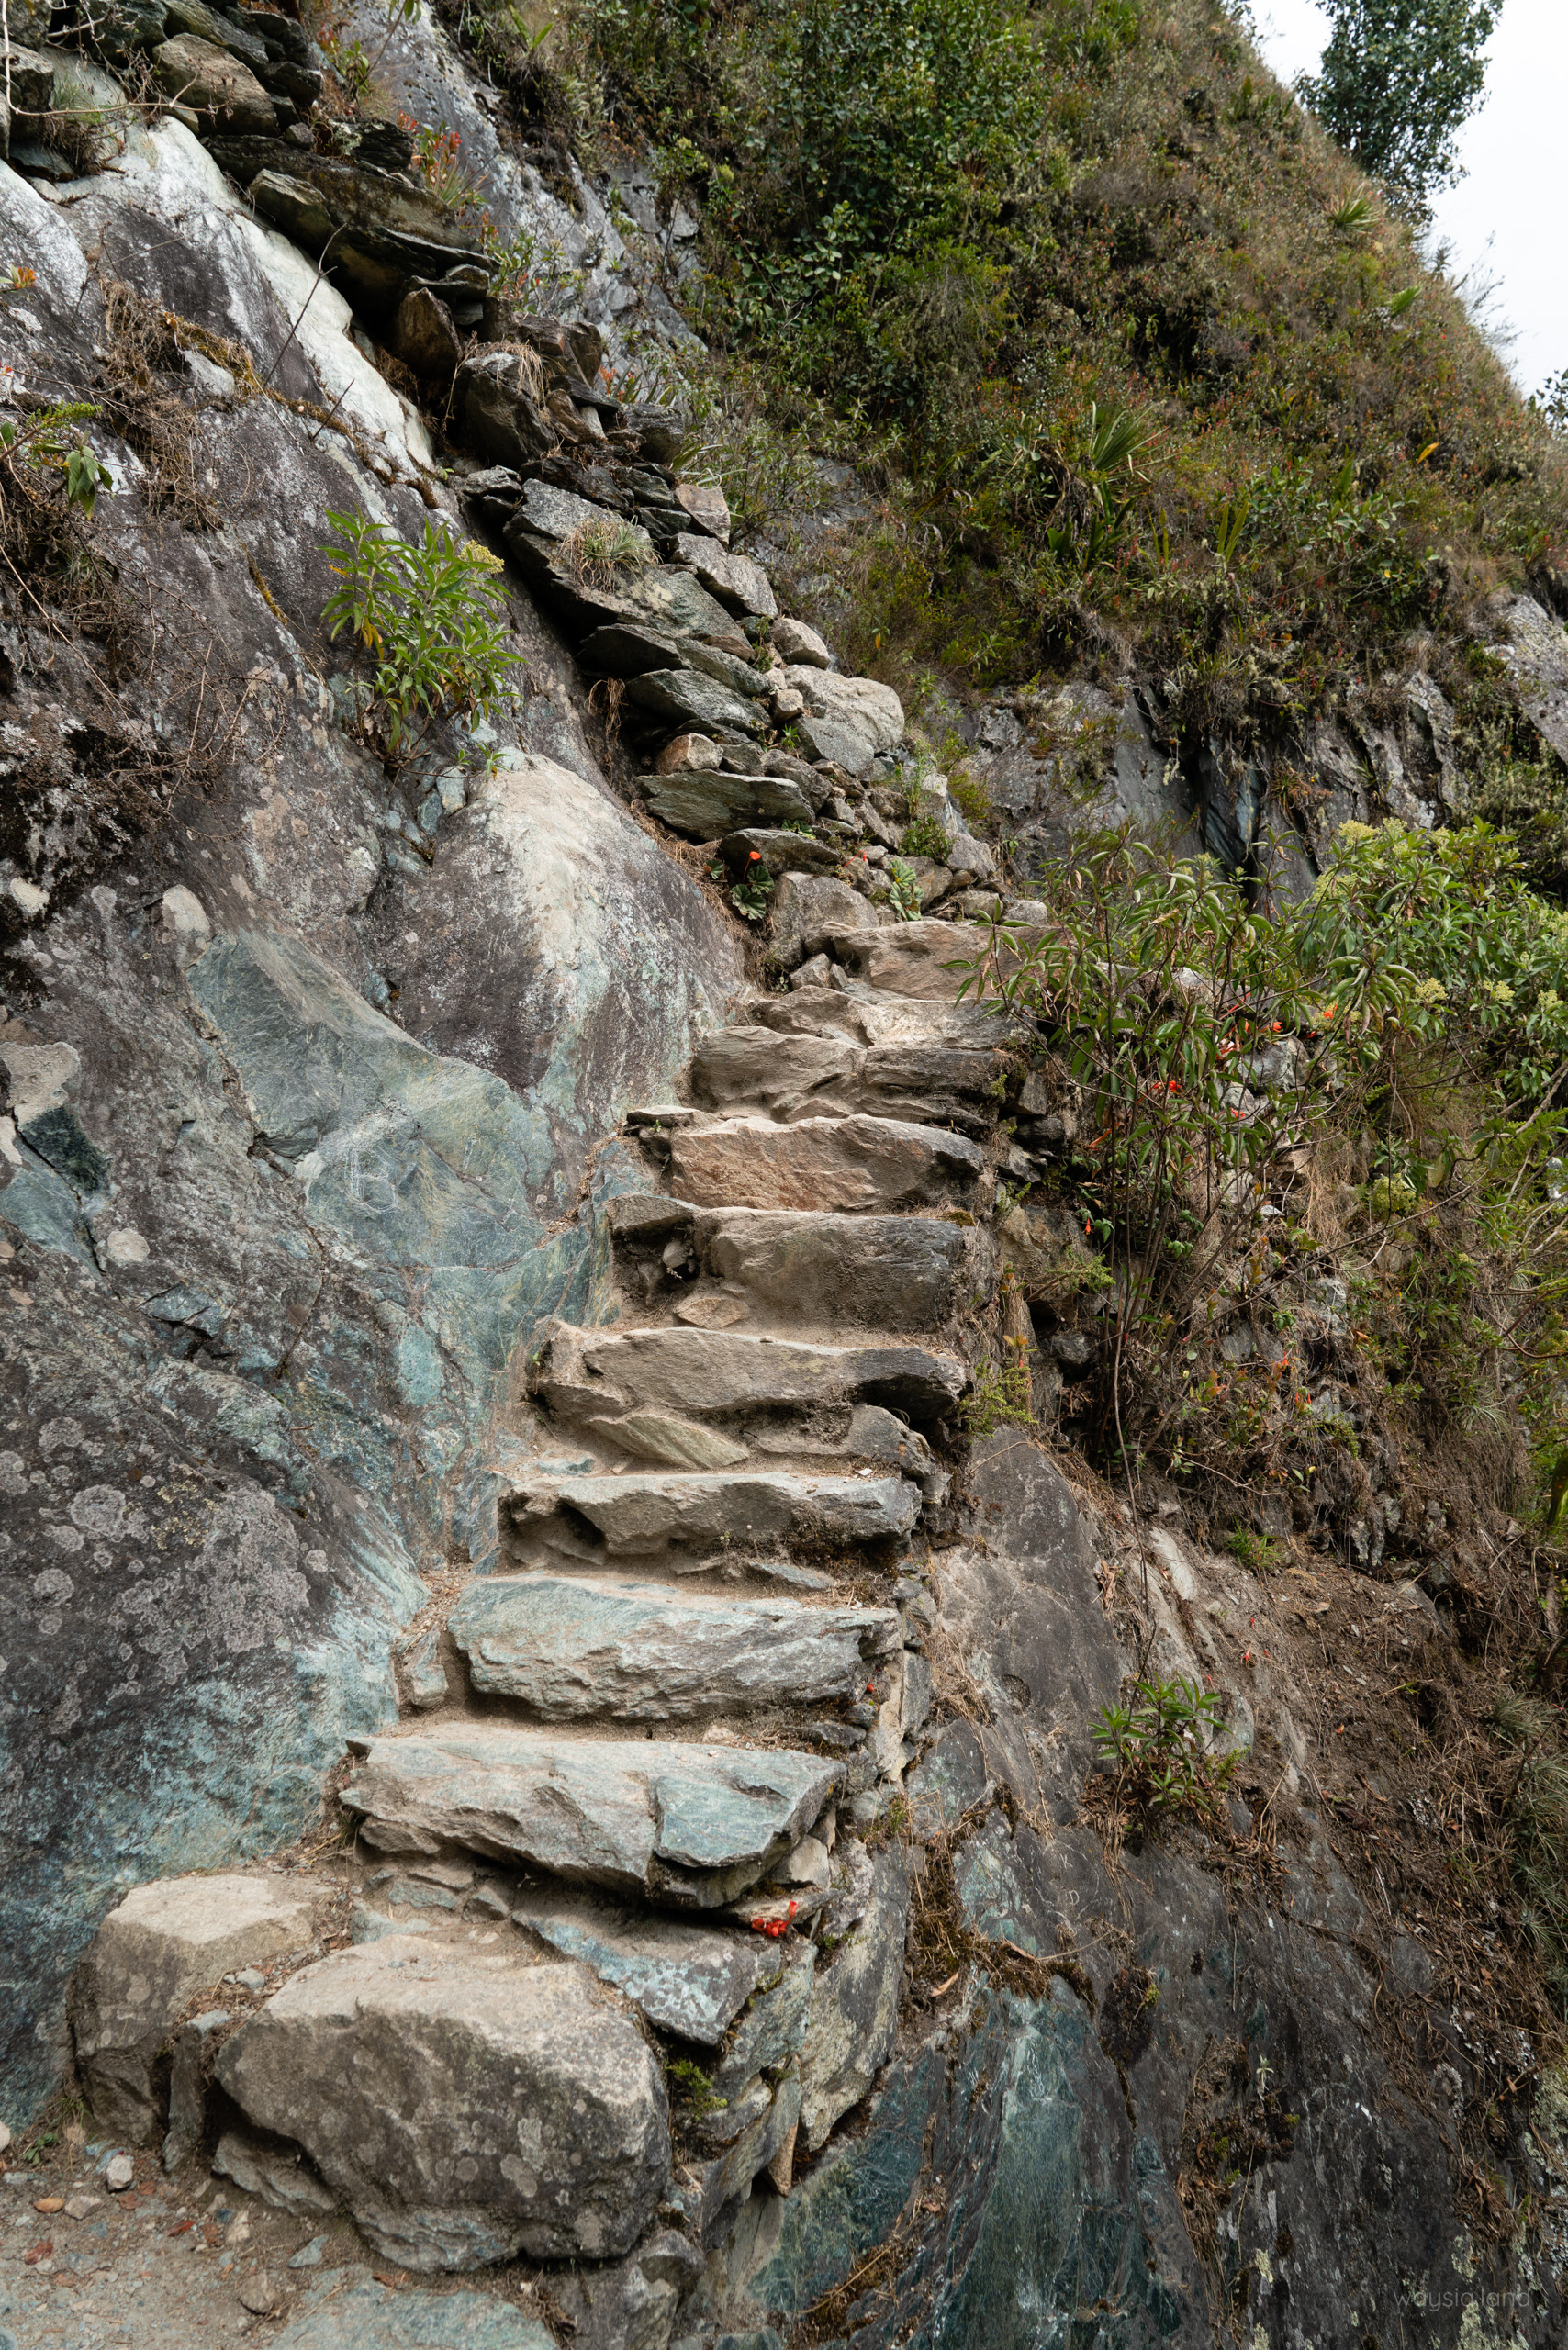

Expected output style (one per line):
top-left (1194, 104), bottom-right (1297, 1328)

top-left (1297, 0), bottom-right (1500, 217)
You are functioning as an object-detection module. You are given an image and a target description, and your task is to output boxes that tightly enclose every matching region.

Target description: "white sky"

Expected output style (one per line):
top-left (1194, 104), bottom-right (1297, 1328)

top-left (1252, 0), bottom-right (1568, 397)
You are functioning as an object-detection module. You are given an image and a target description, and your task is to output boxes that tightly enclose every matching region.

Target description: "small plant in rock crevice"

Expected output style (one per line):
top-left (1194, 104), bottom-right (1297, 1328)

top-left (321, 509), bottom-right (521, 774)
top-left (1092, 1673), bottom-right (1239, 1835)
top-left (883, 857), bottom-right (923, 921)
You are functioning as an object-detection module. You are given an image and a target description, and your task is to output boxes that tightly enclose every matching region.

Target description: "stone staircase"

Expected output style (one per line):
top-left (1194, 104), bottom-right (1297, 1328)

top-left (65, 917), bottom-right (1021, 2333)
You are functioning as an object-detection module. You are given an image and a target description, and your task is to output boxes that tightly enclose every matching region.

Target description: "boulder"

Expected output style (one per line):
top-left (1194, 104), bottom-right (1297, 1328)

top-left (511, 1886), bottom-right (789, 2042)
top-left (623, 666), bottom-right (769, 737)
top-left (448, 1572), bottom-right (900, 1720)
top-left (798, 1845), bottom-right (911, 2150)
top-left (720, 828), bottom-right (843, 880)
top-left (162, 2006), bottom-right (229, 2172)
top-left (772, 616), bottom-right (833, 668)
top-left (779, 665), bottom-right (905, 755)
top-left (655, 730), bottom-right (722, 773)
top-left (666, 1113), bottom-right (983, 1214)
top-left (645, 767), bottom-right (814, 837)
top-left (71, 1873), bottom-right (328, 2141)
top-left (622, 404), bottom-right (688, 464)
top-left (152, 32), bottom-right (276, 131)
top-left (243, 162), bottom-right (487, 316)
top-left (387, 285), bottom-right (462, 380)
top-left (218, 1938), bottom-right (669, 2270)
top-left (525, 1318), bottom-right (966, 1425)
top-left (340, 1731), bottom-right (843, 1908)
top-left (674, 482), bottom-right (731, 543)
top-left (501, 1465), bottom-right (923, 1567)
top-left (769, 872), bottom-right (877, 967)
top-left (797, 711), bottom-right (876, 775)
top-left (458, 350), bottom-right (556, 467)
top-left (672, 532), bottom-right (778, 620)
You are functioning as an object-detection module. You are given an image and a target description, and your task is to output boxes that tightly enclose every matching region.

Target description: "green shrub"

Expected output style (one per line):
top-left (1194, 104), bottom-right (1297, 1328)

top-left (322, 510), bottom-right (520, 771)
top-left (1093, 1674), bottom-right (1239, 1829)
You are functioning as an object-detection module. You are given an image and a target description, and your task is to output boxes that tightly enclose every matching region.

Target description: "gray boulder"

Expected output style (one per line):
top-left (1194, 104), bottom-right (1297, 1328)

top-left (71, 1873), bottom-right (328, 2141)
top-left (341, 1729), bottom-right (843, 1907)
top-left (672, 533), bottom-right (778, 620)
top-left (771, 616), bottom-right (833, 668)
top-left (645, 767), bottom-right (815, 837)
top-left (624, 666), bottom-right (769, 737)
top-left (720, 828), bottom-right (844, 879)
top-left (778, 664), bottom-right (904, 754)
top-left (218, 1937), bottom-right (669, 2270)
top-left (448, 1572), bottom-right (900, 1720)
top-left (797, 711), bottom-right (876, 775)
top-left (769, 872), bottom-right (877, 967)
top-left (152, 32), bottom-right (277, 131)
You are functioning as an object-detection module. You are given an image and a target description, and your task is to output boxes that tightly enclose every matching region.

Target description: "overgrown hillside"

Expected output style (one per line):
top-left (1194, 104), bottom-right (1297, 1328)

top-left (486, 0), bottom-right (1566, 787)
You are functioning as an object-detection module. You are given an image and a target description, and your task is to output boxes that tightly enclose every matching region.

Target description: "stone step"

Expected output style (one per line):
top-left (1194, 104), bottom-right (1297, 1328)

top-left (526, 1316), bottom-right (967, 1430)
top-left (608, 1195), bottom-right (979, 1331)
top-left (823, 917), bottom-right (1045, 1002)
top-left (749, 981), bottom-right (1021, 1049)
top-left (501, 1466), bottom-right (920, 1569)
top-left (659, 1111), bottom-right (984, 1214)
top-left (510, 1885), bottom-right (794, 2042)
top-left (216, 1933), bottom-right (669, 2271)
top-left (686, 1027), bottom-right (1013, 1138)
top-left (447, 1572), bottom-right (901, 1721)
top-left (342, 1729), bottom-right (843, 1908)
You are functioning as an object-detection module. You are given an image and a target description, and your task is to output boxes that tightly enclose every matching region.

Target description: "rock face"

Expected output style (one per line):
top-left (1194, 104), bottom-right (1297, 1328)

top-left (449, 1574), bottom-right (900, 1719)
top-left (71, 1874), bottom-right (327, 2140)
top-left (218, 1938), bottom-right (670, 2268)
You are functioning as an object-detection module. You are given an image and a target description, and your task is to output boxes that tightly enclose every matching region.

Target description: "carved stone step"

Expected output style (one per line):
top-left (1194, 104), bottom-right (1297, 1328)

top-left (687, 1028), bottom-right (1014, 1137)
top-left (447, 1572), bottom-right (900, 1721)
top-left (342, 1729), bottom-right (843, 1908)
top-left (608, 1196), bottom-right (978, 1331)
top-left (662, 1112), bottom-right (984, 1213)
top-left (500, 1467), bottom-right (920, 1569)
top-left (823, 917), bottom-right (1045, 1001)
top-left (510, 1885), bottom-right (793, 2042)
top-left (751, 982), bottom-right (1022, 1050)
top-left (526, 1318), bottom-right (967, 1430)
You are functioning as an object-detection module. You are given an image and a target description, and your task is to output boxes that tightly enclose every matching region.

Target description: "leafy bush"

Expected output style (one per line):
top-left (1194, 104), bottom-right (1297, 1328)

top-left (1093, 1673), bottom-right (1239, 1829)
top-left (321, 511), bottom-right (520, 770)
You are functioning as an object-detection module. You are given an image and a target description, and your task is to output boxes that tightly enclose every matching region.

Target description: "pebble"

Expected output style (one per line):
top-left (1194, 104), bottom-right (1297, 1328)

top-left (63, 2194), bottom-right (95, 2220)
top-left (105, 2154), bottom-right (135, 2192)
top-left (232, 1967), bottom-right (267, 1993)
top-left (238, 2273), bottom-right (276, 2314)
top-left (287, 2235), bottom-right (328, 2269)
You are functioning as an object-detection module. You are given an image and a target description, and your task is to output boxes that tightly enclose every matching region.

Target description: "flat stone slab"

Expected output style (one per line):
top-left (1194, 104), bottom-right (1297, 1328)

top-left (609, 1200), bottom-right (973, 1332)
top-left (448, 1573), bottom-right (900, 1720)
top-left (645, 767), bottom-right (815, 838)
top-left (688, 1027), bottom-right (1010, 1137)
top-left (526, 1318), bottom-right (966, 1426)
top-left (755, 983), bottom-right (1020, 1050)
top-left (71, 1873), bottom-right (330, 2142)
top-left (342, 1730), bottom-right (843, 1908)
top-left (510, 1886), bottom-right (786, 2042)
top-left (502, 1467), bottom-right (921, 1567)
top-left (218, 1936), bottom-right (667, 2271)
top-left (666, 1113), bottom-right (983, 1213)
top-left (275, 2279), bottom-right (554, 2349)
top-left (624, 667), bottom-right (769, 737)
top-left (828, 918), bottom-right (1046, 1002)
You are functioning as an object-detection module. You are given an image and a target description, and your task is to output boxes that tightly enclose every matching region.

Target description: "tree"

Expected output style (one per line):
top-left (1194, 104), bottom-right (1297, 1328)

top-left (1296, 0), bottom-right (1501, 218)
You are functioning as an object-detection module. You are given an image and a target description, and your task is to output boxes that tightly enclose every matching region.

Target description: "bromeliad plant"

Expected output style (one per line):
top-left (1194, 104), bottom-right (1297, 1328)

top-left (321, 510), bottom-right (520, 774)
